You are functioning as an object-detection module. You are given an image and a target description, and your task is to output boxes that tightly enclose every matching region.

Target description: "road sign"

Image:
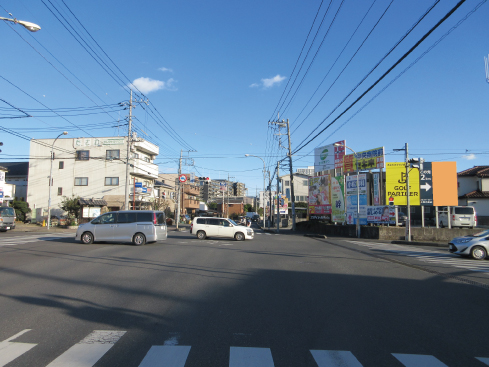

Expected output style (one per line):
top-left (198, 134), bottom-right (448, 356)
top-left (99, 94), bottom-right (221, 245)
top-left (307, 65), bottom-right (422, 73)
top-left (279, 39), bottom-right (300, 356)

top-left (419, 162), bottom-right (433, 206)
top-left (219, 182), bottom-right (226, 191)
top-left (0, 191), bottom-right (3, 199)
top-left (179, 175), bottom-right (187, 183)
top-left (135, 182), bottom-right (143, 188)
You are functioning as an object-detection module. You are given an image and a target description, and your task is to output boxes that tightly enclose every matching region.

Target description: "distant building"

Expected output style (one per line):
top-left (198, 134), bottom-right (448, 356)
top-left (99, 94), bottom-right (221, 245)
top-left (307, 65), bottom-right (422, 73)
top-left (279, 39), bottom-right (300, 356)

top-left (458, 166), bottom-right (489, 225)
top-left (296, 166), bottom-right (314, 176)
top-left (1, 162), bottom-right (29, 201)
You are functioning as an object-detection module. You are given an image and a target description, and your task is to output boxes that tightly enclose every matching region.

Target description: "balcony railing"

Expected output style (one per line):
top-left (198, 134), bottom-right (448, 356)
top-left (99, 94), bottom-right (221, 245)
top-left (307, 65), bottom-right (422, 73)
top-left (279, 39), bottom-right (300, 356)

top-left (183, 199), bottom-right (200, 209)
top-left (131, 159), bottom-right (158, 179)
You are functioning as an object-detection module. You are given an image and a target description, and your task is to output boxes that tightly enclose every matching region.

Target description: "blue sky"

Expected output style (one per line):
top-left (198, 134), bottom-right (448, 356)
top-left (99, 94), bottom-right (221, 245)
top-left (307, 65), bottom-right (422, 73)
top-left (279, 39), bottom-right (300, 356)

top-left (1, 0), bottom-right (488, 194)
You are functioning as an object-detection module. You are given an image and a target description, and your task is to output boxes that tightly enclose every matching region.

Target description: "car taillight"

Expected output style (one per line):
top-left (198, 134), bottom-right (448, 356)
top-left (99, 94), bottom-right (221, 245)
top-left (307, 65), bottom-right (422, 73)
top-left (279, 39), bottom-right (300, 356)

top-left (475, 215), bottom-right (477, 222)
top-left (153, 212), bottom-right (157, 225)
top-left (452, 215), bottom-right (455, 220)
top-left (191, 223), bottom-right (193, 231)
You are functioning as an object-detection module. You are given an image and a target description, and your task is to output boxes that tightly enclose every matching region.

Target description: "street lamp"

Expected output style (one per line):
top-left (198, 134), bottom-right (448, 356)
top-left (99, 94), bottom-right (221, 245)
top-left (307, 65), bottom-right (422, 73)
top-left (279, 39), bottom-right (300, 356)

top-left (245, 154), bottom-right (266, 229)
top-left (47, 131), bottom-right (68, 229)
top-left (334, 143), bottom-right (360, 238)
top-left (0, 16), bottom-right (41, 32)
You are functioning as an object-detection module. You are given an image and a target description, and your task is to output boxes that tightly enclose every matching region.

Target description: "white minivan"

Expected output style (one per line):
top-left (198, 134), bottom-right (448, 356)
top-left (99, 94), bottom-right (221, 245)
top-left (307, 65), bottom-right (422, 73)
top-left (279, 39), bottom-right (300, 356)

top-left (439, 206), bottom-right (477, 229)
top-left (190, 217), bottom-right (254, 241)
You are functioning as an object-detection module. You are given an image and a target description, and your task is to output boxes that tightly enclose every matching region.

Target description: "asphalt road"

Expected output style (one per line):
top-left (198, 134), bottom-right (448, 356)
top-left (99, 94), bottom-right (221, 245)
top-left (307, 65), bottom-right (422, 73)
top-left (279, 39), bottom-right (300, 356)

top-left (1, 225), bottom-right (489, 366)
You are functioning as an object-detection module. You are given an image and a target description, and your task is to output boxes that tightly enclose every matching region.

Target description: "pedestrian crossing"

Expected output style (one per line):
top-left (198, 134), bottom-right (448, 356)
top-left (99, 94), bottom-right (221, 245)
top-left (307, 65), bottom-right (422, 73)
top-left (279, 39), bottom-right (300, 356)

top-left (346, 240), bottom-right (489, 274)
top-left (0, 233), bottom-right (74, 247)
top-left (1, 329), bottom-right (488, 366)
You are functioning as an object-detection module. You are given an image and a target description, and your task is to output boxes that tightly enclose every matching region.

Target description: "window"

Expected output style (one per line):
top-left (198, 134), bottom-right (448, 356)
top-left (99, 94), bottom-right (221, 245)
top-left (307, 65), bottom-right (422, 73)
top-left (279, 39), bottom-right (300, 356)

top-left (143, 156), bottom-right (150, 163)
top-left (76, 150), bottom-right (89, 161)
top-left (117, 212), bottom-right (137, 223)
top-left (74, 177), bottom-right (88, 186)
top-left (59, 161), bottom-right (64, 169)
top-left (303, 180), bottom-right (308, 186)
top-left (285, 180), bottom-right (290, 186)
top-left (137, 212), bottom-right (153, 222)
top-left (131, 152), bottom-right (139, 159)
top-left (106, 150), bottom-right (120, 160)
top-left (209, 218), bottom-right (220, 226)
top-left (105, 177), bottom-right (119, 186)
top-left (57, 187), bottom-right (62, 196)
top-left (157, 212), bottom-right (165, 225)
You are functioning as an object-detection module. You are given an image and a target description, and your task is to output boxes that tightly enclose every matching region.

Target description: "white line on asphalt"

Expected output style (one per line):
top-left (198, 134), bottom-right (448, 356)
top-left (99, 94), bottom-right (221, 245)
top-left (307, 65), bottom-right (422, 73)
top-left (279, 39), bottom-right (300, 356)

top-left (310, 350), bottom-right (363, 367)
top-left (46, 330), bottom-right (126, 367)
top-left (476, 357), bottom-right (489, 365)
top-left (0, 329), bottom-right (37, 367)
top-left (392, 353), bottom-right (448, 367)
top-left (229, 347), bottom-right (274, 367)
top-left (138, 345), bottom-right (191, 367)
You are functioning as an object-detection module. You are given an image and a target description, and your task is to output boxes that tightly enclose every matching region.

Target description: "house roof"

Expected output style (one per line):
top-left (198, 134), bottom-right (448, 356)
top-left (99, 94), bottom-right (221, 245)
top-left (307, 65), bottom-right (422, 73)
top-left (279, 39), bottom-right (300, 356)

top-left (458, 166), bottom-right (489, 178)
top-left (459, 190), bottom-right (489, 199)
top-left (78, 198), bottom-right (107, 206)
top-left (0, 162), bottom-right (29, 176)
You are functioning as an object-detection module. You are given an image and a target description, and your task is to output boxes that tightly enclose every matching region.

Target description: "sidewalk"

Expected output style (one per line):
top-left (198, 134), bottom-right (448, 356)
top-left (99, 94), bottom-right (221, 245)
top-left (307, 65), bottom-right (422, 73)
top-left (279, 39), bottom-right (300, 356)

top-left (11, 222), bottom-right (78, 233)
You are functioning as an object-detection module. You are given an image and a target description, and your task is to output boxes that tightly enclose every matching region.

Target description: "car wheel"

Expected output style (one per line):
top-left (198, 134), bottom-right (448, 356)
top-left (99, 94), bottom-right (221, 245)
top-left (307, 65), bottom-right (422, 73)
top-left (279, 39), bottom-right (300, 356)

top-left (133, 233), bottom-right (146, 246)
top-left (235, 232), bottom-right (245, 241)
top-left (440, 221), bottom-right (445, 228)
top-left (471, 246), bottom-right (487, 260)
top-left (197, 230), bottom-right (206, 240)
top-left (81, 232), bottom-right (94, 244)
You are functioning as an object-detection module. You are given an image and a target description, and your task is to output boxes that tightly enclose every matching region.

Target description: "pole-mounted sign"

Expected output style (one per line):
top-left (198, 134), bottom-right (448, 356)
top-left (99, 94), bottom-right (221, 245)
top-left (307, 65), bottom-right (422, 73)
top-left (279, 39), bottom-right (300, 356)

top-left (179, 175), bottom-right (187, 183)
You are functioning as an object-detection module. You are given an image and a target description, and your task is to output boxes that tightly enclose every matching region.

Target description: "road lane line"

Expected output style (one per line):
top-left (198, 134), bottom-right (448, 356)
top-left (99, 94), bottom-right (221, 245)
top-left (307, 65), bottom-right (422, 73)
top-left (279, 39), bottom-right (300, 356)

top-left (229, 347), bottom-right (274, 367)
top-left (392, 353), bottom-right (448, 366)
top-left (310, 350), bottom-right (363, 367)
top-left (46, 330), bottom-right (125, 367)
top-left (0, 329), bottom-right (37, 367)
top-left (138, 345), bottom-right (191, 367)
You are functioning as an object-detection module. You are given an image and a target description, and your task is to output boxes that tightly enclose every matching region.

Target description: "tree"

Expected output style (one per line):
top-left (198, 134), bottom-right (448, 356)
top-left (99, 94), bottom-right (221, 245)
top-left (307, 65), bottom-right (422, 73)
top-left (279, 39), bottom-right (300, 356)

top-left (60, 195), bottom-right (81, 219)
top-left (207, 202), bottom-right (217, 210)
top-left (10, 199), bottom-right (31, 222)
top-left (244, 204), bottom-right (253, 213)
top-left (295, 201), bottom-right (308, 208)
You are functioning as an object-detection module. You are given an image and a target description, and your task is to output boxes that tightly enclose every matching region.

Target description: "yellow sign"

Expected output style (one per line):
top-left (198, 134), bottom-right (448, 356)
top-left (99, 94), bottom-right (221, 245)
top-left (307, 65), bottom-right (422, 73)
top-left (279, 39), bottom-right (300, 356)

top-left (385, 163), bottom-right (420, 206)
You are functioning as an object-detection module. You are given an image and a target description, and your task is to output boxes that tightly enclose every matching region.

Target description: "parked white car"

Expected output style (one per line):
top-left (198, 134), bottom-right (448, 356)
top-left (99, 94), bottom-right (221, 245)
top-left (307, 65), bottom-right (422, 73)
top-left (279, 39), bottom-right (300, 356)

top-left (439, 206), bottom-right (477, 229)
top-left (190, 217), bottom-right (254, 241)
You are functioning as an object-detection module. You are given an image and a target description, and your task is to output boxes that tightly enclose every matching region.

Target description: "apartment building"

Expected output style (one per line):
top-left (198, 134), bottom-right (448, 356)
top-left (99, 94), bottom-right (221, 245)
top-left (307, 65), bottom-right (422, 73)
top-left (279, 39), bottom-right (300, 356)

top-left (27, 135), bottom-right (159, 221)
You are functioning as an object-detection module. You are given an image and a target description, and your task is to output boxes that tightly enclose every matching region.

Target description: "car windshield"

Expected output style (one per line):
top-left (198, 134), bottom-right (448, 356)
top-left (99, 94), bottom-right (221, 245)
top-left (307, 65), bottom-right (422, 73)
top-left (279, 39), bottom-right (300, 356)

top-left (470, 229), bottom-right (489, 237)
top-left (229, 219), bottom-right (238, 226)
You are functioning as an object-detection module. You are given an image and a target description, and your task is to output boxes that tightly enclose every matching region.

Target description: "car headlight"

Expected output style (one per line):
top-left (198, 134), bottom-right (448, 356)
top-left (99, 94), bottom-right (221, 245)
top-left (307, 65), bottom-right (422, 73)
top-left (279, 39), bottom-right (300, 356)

top-left (247, 230), bottom-right (253, 235)
top-left (457, 239), bottom-right (471, 243)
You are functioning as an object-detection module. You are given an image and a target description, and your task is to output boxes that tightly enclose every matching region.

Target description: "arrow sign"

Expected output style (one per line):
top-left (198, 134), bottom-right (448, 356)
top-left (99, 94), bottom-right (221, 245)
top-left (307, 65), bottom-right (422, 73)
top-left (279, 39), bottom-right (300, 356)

top-left (420, 183), bottom-right (431, 192)
top-left (419, 162), bottom-right (433, 206)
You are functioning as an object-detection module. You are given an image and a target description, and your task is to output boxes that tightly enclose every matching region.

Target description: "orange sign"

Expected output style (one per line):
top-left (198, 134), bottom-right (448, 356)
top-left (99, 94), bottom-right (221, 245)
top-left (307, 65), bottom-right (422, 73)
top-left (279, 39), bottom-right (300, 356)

top-left (432, 162), bottom-right (457, 206)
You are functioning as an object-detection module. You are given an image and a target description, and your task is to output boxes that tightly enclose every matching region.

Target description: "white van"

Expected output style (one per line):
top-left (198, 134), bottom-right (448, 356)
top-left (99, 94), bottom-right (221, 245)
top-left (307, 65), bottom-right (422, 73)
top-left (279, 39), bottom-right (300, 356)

top-left (75, 210), bottom-right (167, 245)
top-left (190, 217), bottom-right (254, 241)
top-left (0, 207), bottom-right (16, 232)
top-left (439, 206), bottom-right (477, 229)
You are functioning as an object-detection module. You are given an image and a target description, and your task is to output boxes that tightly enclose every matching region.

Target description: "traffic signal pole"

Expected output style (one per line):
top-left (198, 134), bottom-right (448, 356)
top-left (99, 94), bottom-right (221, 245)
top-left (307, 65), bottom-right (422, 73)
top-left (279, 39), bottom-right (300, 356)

top-left (176, 150), bottom-right (182, 230)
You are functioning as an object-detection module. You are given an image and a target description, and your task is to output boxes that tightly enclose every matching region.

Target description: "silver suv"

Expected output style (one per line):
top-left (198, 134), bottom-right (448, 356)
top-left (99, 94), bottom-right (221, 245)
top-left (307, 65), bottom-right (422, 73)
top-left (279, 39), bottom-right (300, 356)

top-left (190, 217), bottom-right (254, 241)
top-left (75, 210), bottom-right (167, 245)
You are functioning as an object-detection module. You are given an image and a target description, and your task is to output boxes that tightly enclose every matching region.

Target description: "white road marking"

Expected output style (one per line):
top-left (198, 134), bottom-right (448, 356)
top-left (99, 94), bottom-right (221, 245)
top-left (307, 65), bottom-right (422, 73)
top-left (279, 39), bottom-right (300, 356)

top-left (0, 329), bottom-right (37, 367)
top-left (138, 345), bottom-right (191, 367)
top-left (229, 347), bottom-right (274, 367)
top-left (46, 330), bottom-right (126, 367)
top-left (476, 357), bottom-right (489, 365)
top-left (392, 353), bottom-right (448, 367)
top-left (310, 350), bottom-right (363, 367)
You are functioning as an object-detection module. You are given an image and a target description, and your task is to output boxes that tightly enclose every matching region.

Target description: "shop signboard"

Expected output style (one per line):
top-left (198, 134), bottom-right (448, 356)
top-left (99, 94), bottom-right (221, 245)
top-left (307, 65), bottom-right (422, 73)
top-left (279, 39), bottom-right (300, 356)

top-left (345, 174), bottom-right (367, 195)
top-left (343, 147), bottom-right (385, 173)
top-left (419, 162), bottom-right (433, 206)
top-left (385, 162), bottom-right (420, 206)
top-left (367, 206), bottom-right (391, 224)
top-left (373, 173), bottom-right (380, 206)
top-left (346, 194), bottom-right (367, 225)
top-left (314, 140), bottom-right (345, 172)
top-left (331, 175), bottom-right (345, 222)
top-left (308, 174), bottom-right (331, 217)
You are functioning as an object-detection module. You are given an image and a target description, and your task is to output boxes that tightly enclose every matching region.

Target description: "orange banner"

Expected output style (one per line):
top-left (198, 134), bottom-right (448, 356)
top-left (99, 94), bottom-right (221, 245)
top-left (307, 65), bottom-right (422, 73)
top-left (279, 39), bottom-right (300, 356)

top-left (432, 162), bottom-right (457, 206)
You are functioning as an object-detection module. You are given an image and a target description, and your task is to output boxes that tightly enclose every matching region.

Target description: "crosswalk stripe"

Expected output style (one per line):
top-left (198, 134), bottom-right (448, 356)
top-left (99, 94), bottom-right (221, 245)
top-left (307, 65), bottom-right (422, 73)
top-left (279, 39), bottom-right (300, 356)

top-left (476, 357), bottom-right (489, 365)
top-left (46, 330), bottom-right (126, 367)
top-left (310, 350), bottom-right (363, 366)
top-left (229, 347), bottom-right (274, 367)
top-left (0, 329), bottom-right (37, 367)
top-left (392, 353), bottom-right (448, 366)
top-left (138, 345), bottom-right (191, 367)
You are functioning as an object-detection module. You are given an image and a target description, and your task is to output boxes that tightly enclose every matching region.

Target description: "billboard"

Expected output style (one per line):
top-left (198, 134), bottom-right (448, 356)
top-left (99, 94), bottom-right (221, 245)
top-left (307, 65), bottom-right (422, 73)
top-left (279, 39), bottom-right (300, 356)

top-left (331, 176), bottom-right (345, 222)
top-left (343, 147), bottom-right (385, 173)
top-left (432, 162), bottom-right (457, 206)
top-left (346, 194), bottom-right (367, 225)
top-left (308, 174), bottom-right (331, 216)
top-left (314, 140), bottom-right (345, 172)
top-left (385, 162), bottom-right (420, 206)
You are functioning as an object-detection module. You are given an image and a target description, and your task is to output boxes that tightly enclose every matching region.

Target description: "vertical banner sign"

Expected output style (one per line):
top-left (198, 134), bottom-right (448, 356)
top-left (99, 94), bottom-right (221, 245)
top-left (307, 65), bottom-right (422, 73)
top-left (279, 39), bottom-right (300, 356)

top-left (343, 147), bottom-right (385, 173)
top-left (345, 174), bottom-right (367, 225)
top-left (373, 173), bottom-right (380, 206)
top-left (419, 162), bottom-right (433, 206)
top-left (0, 171), bottom-right (5, 204)
top-left (314, 140), bottom-right (345, 172)
top-left (385, 163), bottom-right (420, 206)
top-left (308, 174), bottom-right (331, 219)
top-left (432, 162), bottom-right (458, 206)
top-left (331, 175), bottom-right (345, 222)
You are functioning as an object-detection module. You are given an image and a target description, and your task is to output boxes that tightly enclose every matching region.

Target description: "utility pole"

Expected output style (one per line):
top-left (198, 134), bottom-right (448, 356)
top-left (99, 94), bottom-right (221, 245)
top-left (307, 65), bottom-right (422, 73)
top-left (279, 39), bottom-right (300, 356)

top-left (268, 171), bottom-right (272, 230)
top-left (269, 118), bottom-right (296, 230)
top-left (276, 161), bottom-right (280, 233)
top-left (175, 150), bottom-right (183, 229)
top-left (394, 143), bottom-right (411, 242)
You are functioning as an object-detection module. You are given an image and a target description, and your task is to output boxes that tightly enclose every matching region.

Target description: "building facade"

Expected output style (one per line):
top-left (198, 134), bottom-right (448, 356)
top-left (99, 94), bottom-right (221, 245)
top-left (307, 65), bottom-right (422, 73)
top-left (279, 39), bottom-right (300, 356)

top-left (458, 166), bottom-right (489, 225)
top-left (280, 173), bottom-right (310, 203)
top-left (27, 135), bottom-right (159, 221)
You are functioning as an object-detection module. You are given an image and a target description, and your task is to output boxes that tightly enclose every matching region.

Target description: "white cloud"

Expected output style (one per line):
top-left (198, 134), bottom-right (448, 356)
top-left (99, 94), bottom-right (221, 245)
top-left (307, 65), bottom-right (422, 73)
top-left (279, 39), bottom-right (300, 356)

top-left (250, 74), bottom-right (286, 89)
top-left (128, 77), bottom-right (177, 94)
top-left (158, 67), bottom-right (173, 73)
top-left (462, 153), bottom-right (476, 160)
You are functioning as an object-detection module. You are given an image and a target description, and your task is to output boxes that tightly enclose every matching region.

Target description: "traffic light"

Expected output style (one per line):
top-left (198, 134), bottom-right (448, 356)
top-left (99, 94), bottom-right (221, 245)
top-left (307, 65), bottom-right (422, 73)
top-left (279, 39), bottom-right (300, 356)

top-left (409, 158), bottom-right (424, 171)
top-left (0, 142), bottom-right (2, 153)
top-left (198, 177), bottom-right (211, 182)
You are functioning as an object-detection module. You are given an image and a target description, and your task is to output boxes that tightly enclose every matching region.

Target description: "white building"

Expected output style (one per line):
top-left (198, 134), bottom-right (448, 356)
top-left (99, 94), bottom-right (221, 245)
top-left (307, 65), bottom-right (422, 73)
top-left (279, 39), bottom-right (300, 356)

top-left (458, 166), bottom-right (489, 225)
top-left (27, 135), bottom-right (159, 221)
top-left (280, 173), bottom-right (310, 203)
